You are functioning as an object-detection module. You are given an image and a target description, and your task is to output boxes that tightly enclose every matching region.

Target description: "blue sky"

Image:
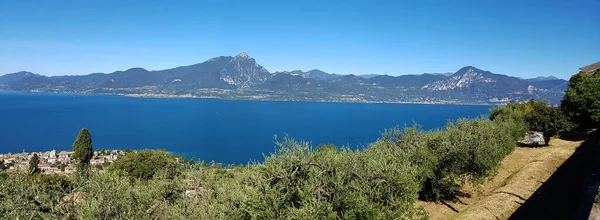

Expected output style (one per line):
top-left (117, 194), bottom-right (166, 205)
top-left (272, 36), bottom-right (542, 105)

top-left (0, 0), bottom-right (598, 79)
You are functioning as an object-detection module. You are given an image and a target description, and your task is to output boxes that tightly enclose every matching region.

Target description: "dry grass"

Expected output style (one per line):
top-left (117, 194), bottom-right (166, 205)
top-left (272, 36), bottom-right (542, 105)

top-left (418, 138), bottom-right (582, 220)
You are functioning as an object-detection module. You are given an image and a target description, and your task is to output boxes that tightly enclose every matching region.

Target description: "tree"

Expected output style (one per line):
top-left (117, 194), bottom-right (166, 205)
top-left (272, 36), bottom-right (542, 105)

top-left (100, 148), bottom-right (109, 156)
top-left (58, 163), bottom-right (67, 172)
top-left (108, 150), bottom-right (179, 180)
top-left (72, 128), bottom-right (94, 176)
top-left (524, 100), bottom-right (572, 145)
top-left (562, 70), bottom-right (600, 129)
top-left (491, 100), bottom-right (572, 145)
top-left (28, 153), bottom-right (41, 175)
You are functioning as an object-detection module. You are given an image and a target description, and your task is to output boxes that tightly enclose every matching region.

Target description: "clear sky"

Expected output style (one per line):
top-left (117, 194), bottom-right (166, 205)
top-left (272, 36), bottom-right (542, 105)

top-left (0, 0), bottom-right (599, 79)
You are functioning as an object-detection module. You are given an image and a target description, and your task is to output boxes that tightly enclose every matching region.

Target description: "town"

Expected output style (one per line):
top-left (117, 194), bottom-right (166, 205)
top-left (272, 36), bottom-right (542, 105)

top-left (0, 149), bottom-right (125, 175)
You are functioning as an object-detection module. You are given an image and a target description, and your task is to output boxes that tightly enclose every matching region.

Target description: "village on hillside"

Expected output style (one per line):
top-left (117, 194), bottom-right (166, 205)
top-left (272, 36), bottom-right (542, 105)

top-left (0, 149), bottom-right (125, 175)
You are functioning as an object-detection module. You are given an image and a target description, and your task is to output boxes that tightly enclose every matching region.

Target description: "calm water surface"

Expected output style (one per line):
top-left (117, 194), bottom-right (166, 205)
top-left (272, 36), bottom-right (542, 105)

top-left (0, 92), bottom-right (491, 164)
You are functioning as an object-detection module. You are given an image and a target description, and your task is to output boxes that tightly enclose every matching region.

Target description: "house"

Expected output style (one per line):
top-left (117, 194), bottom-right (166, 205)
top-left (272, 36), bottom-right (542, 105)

top-left (58, 151), bottom-right (71, 162)
top-left (39, 163), bottom-right (52, 171)
top-left (90, 157), bottom-right (107, 166)
top-left (580, 61), bottom-right (600, 75)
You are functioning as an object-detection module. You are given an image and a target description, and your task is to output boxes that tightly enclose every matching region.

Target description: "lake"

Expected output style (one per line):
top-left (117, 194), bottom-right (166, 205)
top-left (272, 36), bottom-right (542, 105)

top-left (0, 92), bottom-right (492, 164)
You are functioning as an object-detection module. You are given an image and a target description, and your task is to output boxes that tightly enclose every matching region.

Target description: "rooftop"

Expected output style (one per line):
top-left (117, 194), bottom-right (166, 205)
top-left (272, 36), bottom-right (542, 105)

top-left (580, 61), bottom-right (600, 75)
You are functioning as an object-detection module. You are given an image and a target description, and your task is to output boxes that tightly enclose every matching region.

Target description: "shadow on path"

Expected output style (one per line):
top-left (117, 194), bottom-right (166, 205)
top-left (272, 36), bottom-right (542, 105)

top-left (509, 130), bottom-right (600, 220)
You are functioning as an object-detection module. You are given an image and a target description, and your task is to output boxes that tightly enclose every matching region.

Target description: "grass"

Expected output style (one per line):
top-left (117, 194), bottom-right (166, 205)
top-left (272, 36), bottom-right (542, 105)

top-left (417, 138), bottom-right (582, 220)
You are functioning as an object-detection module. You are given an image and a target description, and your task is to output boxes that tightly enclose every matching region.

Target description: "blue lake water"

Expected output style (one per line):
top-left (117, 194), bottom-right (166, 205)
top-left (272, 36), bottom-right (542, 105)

top-left (0, 92), bottom-right (492, 164)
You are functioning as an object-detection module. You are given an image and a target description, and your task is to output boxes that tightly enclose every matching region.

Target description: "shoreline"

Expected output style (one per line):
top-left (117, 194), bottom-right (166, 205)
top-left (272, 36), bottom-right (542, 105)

top-left (0, 90), bottom-right (500, 106)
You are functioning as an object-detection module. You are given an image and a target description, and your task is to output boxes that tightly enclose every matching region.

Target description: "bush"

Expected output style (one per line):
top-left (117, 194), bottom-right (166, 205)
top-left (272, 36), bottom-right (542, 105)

top-left (0, 173), bottom-right (74, 219)
top-left (108, 149), bottom-right (180, 180)
top-left (491, 100), bottom-right (571, 145)
top-left (394, 118), bottom-right (524, 201)
top-left (75, 170), bottom-right (184, 219)
top-left (240, 136), bottom-right (426, 219)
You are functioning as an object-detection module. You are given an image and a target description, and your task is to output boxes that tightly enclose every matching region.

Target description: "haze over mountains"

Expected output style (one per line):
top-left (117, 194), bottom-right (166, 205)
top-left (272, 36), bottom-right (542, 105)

top-left (0, 53), bottom-right (568, 104)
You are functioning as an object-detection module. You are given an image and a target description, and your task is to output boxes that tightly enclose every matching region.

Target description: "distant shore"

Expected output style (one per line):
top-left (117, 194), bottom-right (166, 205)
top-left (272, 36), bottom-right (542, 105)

top-left (0, 90), bottom-right (500, 106)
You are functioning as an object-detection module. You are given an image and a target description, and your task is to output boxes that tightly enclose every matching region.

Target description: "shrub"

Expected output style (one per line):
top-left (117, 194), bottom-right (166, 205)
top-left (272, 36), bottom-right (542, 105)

top-left (108, 149), bottom-right (180, 180)
top-left (491, 100), bottom-right (571, 145)
top-left (242, 136), bottom-right (426, 219)
top-left (421, 118), bottom-right (518, 200)
top-left (525, 102), bottom-right (572, 145)
top-left (0, 173), bottom-right (74, 219)
top-left (75, 170), bottom-right (184, 219)
top-left (378, 118), bottom-right (525, 201)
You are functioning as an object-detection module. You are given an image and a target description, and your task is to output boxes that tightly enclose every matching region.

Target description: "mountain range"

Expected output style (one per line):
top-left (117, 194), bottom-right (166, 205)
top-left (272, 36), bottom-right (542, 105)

top-left (0, 52), bottom-right (568, 104)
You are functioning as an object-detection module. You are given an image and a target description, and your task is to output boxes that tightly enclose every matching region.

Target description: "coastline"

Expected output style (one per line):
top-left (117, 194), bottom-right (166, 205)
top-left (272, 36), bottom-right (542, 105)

top-left (0, 90), bottom-right (500, 106)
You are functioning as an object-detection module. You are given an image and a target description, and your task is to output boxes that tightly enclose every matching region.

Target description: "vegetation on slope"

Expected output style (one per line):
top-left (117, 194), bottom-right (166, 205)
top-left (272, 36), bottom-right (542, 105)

top-left (491, 99), bottom-right (572, 145)
top-left (0, 115), bottom-right (526, 219)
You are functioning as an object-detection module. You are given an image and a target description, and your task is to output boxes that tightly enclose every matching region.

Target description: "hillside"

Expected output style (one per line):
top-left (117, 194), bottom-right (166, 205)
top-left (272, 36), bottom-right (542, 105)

top-left (419, 138), bottom-right (582, 219)
top-left (0, 53), bottom-right (568, 104)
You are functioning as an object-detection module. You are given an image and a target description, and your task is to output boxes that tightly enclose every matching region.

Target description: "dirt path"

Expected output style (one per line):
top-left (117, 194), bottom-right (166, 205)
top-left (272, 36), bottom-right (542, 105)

top-left (418, 138), bottom-right (582, 220)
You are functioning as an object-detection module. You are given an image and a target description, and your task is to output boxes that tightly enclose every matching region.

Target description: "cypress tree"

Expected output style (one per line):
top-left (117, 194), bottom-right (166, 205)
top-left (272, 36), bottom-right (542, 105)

top-left (28, 153), bottom-right (40, 175)
top-left (73, 128), bottom-right (94, 175)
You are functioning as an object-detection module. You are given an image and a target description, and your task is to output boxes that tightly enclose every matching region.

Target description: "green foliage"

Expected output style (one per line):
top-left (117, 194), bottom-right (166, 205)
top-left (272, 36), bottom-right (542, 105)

top-left (74, 170), bottom-right (183, 219)
top-left (246, 136), bottom-right (425, 219)
top-left (525, 101), bottom-right (572, 145)
top-left (491, 100), bottom-right (572, 145)
top-left (58, 163), bottom-right (67, 172)
top-left (596, 188), bottom-right (600, 208)
top-left (0, 173), bottom-right (74, 219)
top-left (100, 148), bottom-right (110, 156)
top-left (28, 153), bottom-right (41, 175)
top-left (562, 71), bottom-right (600, 129)
top-left (108, 149), bottom-right (180, 180)
top-left (73, 128), bottom-right (94, 176)
top-left (384, 118), bottom-right (525, 201)
top-left (490, 101), bottom-right (527, 124)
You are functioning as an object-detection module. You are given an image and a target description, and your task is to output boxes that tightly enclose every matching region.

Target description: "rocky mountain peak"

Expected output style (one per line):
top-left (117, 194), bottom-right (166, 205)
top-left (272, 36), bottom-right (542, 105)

top-left (423, 66), bottom-right (497, 91)
top-left (219, 53), bottom-right (270, 88)
top-left (235, 52), bottom-right (250, 59)
top-left (453, 66), bottom-right (486, 76)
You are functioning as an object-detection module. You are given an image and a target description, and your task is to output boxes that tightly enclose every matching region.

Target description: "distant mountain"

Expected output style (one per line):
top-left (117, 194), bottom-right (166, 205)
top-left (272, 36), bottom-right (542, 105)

top-left (0, 71), bottom-right (38, 85)
top-left (256, 72), bottom-right (318, 90)
top-left (423, 66), bottom-right (529, 92)
top-left (0, 53), bottom-right (568, 104)
top-left (368, 74), bottom-right (446, 88)
top-left (424, 72), bottom-right (454, 77)
top-left (420, 66), bottom-right (567, 103)
top-left (272, 69), bottom-right (341, 81)
top-left (527, 76), bottom-right (560, 82)
top-left (358, 74), bottom-right (379, 79)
